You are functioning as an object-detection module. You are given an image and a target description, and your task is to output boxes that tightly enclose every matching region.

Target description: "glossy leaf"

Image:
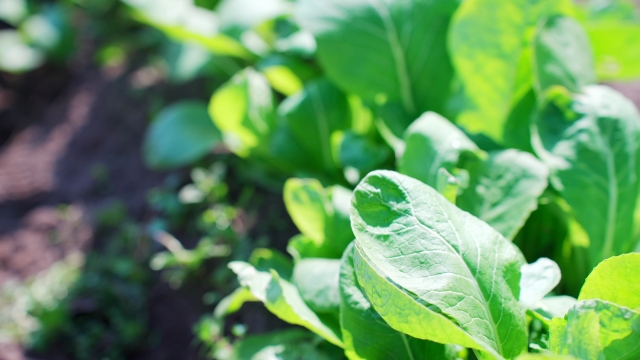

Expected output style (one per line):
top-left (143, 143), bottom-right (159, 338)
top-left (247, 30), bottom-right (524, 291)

top-left (279, 79), bottom-right (351, 173)
top-left (229, 261), bottom-right (343, 347)
top-left (0, 30), bottom-right (44, 73)
top-left (292, 258), bottom-right (341, 316)
top-left (399, 112), bottom-right (479, 187)
top-left (578, 253), bottom-right (640, 311)
top-left (400, 113), bottom-right (548, 239)
top-left (340, 243), bottom-right (452, 360)
top-left (209, 68), bottom-right (276, 158)
top-left (457, 150), bottom-right (549, 239)
top-left (449, 0), bottom-right (574, 142)
top-left (519, 258), bottom-right (561, 309)
top-left (284, 179), bottom-right (354, 260)
top-left (532, 85), bottom-right (640, 267)
top-left (143, 101), bottom-right (221, 169)
top-left (550, 300), bottom-right (640, 360)
top-left (296, 0), bottom-right (458, 116)
top-left (533, 16), bottom-right (596, 95)
top-left (351, 170), bottom-right (528, 359)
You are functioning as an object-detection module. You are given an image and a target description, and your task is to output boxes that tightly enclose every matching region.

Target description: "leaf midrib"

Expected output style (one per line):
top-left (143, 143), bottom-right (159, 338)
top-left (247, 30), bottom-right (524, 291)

top-left (366, 177), bottom-right (505, 354)
top-left (368, 0), bottom-right (416, 114)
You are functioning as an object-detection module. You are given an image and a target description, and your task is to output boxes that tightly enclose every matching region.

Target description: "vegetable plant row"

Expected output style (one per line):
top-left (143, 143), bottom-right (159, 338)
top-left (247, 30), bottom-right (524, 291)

top-left (130, 0), bottom-right (640, 358)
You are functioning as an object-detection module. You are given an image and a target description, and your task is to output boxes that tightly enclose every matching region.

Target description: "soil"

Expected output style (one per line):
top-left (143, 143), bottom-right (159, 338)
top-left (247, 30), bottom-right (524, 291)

top-left (0, 45), bottom-right (218, 359)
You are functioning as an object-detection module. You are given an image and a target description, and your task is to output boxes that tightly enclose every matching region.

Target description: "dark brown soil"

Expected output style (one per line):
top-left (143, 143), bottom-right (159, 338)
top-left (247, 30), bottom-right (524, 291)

top-left (0, 50), bottom-right (212, 359)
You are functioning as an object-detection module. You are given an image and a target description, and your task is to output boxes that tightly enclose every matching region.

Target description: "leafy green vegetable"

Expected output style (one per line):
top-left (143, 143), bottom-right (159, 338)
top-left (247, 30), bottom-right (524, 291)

top-left (296, 0), bottom-right (458, 117)
top-left (279, 79), bottom-right (351, 174)
top-left (533, 16), bottom-right (596, 95)
top-left (519, 257), bottom-right (561, 309)
top-left (400, 112), bottom-right (548, 239)
top-left (351, 170), bottom-right (528, 359)
top-left (550, 300), bottom-right (640, 360)
top-left (209, 68), bottom-right (276, 157)
top-left (449, 0), bottom-right (574, 142)
top-left (340, 243), bottom-right (452, 360)
top-left (578, 253), bottom-right (640, 311)
top-left (122, 0), bottom-right (252, 58)
top-left (532, 85), bottom-right (640, 268)
top-left (292, 258), bottom-right (341, 316)
top-left (229, 261), bottom-right (343, 347)
top-left (143, 101), bottom-right (221, 169)
top-left (399, 112), bottom-right (479, 187)
top-left (284, 179), bottom-right (353, 260)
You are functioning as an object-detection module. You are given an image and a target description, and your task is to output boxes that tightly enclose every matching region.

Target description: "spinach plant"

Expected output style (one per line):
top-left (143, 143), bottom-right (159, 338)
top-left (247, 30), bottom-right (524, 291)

top-left (125, 0), bottom-right (640, 358)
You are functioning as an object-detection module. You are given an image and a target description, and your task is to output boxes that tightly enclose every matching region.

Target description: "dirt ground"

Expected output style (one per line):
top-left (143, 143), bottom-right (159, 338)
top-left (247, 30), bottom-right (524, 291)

top-left (0, 47), bottom-right (212, 359)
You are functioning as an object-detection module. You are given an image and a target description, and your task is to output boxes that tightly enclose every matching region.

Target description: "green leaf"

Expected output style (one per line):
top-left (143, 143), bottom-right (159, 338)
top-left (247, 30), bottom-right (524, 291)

top-left (337, 131), bottom-right (392, 179)
top-left (519, 258), bottom-right (561, 309)
top-left (578, 253), bottom-right (640, 311)
top-left (533, 16), bottom-right (596, 95)
top-left (279, 79), bottom-right (351, 173)
top-left (516, 354), bottom-right (577, 360)
top-left (123, 0), bottom-right (252, 59)
top-left (351, 170), bottom-right (528, 359)
top-left (456, 149), bottom-right (549, 240)
top-left (340, 243), bottom-right (452, 360)
top-left (400, 113), bottom-right (548, 239)
top-left (249, 247), bottom-right (294, 281)
top-left (143, 101), bottom-right (221, 169)
top-left (209, 68), bottom-right (276, 158)
top-left (292, 258), bottom-right (341, 316)
top-left (532, 85), bottom-right (640, 267)
top-left (296, 0), bottom-right (458, 116)
top-left (400, 112), bottom-right (479, 188)
top-left (230, 329), bottom-right (342, 360)
top-left (284, 179), bottom-right (354, 260)
top-left (449, 0), bottom-right (574, 142)
top-left (587, 23), bottom-right (640, 80)
top-left (550, 300), bottom-right (640, 360)
top-left (229, 261), bottom-right (343, 347)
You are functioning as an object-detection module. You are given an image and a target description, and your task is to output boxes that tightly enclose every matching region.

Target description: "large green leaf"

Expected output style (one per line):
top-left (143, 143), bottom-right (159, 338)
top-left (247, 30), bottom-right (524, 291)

top-left (143, 101), bottom-right (221, 169)
top-left (229, 261), bottom-right (343, 347)
top-left (456, 149), bottom-right (549, 239)
top-left (284, 179), bottom-right (354, 260)
top-left (279, 79), bottom-right (351, 174)
top-left (400, 113), bottom-right (548, 239)
top-left (351, 170), bottom-right (528, 359)
top-left (209, 68), bottom-right (276, 158)
top-left (532, 85), bottom-right (640, 268)
top-left (449, 0), bottom-right (574, 142)
top-left (578, 253), bottom-right (640, 311)
top-left (340, 243), bottom-right (452, 360)
top-left (533, 16), bottom-right (596, 95)
top-left (296, 0), bottom-right (458, 117)
top-left (550, 300), bottom-right (640, 360)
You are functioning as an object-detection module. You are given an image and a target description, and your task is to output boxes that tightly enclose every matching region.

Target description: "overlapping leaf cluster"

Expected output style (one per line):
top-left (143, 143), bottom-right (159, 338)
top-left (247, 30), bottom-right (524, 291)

top-left (132, 0), bottom-right (640, 358)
